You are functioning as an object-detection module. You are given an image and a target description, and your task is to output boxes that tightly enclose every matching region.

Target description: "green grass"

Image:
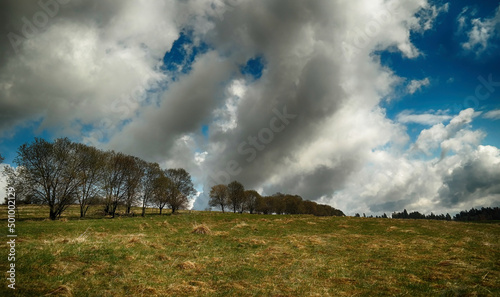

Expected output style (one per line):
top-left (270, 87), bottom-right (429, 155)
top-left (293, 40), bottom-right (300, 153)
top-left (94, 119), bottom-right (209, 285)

top-left (0, 205), bottom-right (499, 296)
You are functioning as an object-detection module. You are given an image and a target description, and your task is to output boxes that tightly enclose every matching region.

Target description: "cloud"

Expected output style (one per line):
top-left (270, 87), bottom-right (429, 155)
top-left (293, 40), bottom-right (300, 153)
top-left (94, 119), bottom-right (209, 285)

top-left (412, 108), bottom-right (478, 155)
top-left (461, 4), bottom-right (500, 54)
top-left (0, 0), bottom-right (179, 138)
top-left (438, 145), bottom-right (500, 208)
top-left (397, 110), bottom-right (452, 125)
top-left (483, 109), bottom-right (500, 120)
top-left (333, 113), bottom-right (498, 216)
top-left (406, 77), bottom-right (430, 94)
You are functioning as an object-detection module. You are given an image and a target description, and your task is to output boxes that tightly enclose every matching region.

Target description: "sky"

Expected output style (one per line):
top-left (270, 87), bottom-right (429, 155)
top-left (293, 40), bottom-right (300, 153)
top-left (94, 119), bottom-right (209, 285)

top-left (1, 0), bottom-right (499, 216)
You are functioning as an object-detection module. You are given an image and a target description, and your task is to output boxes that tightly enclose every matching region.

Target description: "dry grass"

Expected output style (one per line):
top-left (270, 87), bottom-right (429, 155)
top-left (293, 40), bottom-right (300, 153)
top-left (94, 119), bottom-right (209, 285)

top-left (44, 285), bottom-right (73, 296)
top-left (191, 223), bottom-right (211, 234)
top-left (6, 207), bottom-right (500, 297)
top-left (177, 261), bottom-right (198, 270)
top-left (232, 221), bottom-right (249, 228)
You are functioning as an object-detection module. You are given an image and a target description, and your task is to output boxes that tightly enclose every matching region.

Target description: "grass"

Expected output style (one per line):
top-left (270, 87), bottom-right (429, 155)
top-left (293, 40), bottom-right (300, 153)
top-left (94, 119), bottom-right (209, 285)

top-left (0, 205), bottom-right (499, 296)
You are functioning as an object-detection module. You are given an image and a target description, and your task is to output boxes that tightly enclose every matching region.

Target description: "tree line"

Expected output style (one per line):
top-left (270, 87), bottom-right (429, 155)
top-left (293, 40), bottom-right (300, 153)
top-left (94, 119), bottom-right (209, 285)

top-left (389, 207), bottom-right (500, 221)
top-left (453, 207), bottom-right (500, 221)
top-left (390, 209), bottom-right (452, 221)
top-left (3, 138), bottom-right (196, 220)
top-left (209, 181), bottom-right (345, 216)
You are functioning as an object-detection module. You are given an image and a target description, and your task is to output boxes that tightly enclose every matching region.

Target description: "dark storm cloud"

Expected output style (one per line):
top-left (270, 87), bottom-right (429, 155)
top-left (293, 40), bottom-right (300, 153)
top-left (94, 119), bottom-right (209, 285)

top-left (439, 152), bottom-right (500, 207)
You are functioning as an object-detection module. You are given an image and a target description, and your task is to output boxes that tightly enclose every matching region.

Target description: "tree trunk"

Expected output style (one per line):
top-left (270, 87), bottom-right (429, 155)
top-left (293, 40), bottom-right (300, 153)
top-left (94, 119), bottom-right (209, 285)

top-left (49, 208), bottom-right (57, 220)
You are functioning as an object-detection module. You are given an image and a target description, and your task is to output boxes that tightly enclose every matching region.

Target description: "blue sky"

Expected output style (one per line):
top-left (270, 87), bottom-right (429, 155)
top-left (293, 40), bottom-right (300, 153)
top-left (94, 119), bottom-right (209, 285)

top-left (1, 0), bottom-right (499, 215)
top-left (380, 0), bottom-right (500, 149)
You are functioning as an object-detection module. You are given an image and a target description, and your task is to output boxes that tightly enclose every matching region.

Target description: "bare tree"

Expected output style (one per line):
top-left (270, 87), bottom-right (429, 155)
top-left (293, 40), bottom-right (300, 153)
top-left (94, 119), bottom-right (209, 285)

top-left (124, 156), bottom-right (145, 215)
top-left (209, 184), bottom-right (229, 213)
top-left (228, 180), bottom-right (245, 213)
top-left (102, 151), bottom-right (130, 218)
top-left (152, 174), bottom-right (172, 215)
top-left (141, 162), bottom-right (162, 216)
top-left (165, 168), bottom-right (196, 214)
top-left (244, 190), bottom-right (261, 214)
top-left (74, 143), bottom-right (104, 218)
top-left (14, 138), bottom-right (82, 220)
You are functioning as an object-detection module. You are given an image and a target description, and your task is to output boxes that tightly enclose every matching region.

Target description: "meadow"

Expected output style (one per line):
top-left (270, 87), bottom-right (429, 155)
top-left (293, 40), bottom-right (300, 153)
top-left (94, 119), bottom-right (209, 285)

top-left (0, 205), bottom-right (499, 296)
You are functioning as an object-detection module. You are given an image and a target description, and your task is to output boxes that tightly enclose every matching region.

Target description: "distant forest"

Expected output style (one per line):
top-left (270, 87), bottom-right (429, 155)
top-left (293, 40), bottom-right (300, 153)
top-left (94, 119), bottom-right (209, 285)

top-left (375, 207), bottom-right (500, 222)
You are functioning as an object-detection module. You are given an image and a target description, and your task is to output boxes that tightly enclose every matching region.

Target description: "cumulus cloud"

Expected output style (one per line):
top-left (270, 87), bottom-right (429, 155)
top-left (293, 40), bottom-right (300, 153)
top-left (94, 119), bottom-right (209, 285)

top-left (406, 77), bottom-right (431, 94)
top-left (0, 0), bottom-right (179, 138)
top-left (412, 108), bottom-right (478, 155)
top-left (2, 0), bottom-right (498, 216)
top-left (460, 4), bottom-right (500, 54)
top-left (334, 113), bottom-right (499, 216)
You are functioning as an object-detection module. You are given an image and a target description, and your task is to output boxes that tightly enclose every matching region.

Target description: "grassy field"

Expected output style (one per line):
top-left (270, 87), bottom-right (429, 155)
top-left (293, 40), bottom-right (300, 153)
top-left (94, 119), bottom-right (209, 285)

top-left (0, 205), bottom-right (499, 296)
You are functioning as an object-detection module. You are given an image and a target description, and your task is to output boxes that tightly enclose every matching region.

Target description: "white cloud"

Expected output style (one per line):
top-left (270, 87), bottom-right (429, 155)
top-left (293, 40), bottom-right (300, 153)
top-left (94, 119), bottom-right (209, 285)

top-left (461, 4), bottom-right (500, 54)
top-left (483, 109), bottom-right (500, 120)
top-left (0, 1), bottom-right (179, 139)
top-left (406, 77), bottom-right (430, 94)
top-left (334, 114), bottom-right (499, 216)
top-left (412, 108), bottom-right (477, 155)
top-left (397, 110), bottom-right (452, 125)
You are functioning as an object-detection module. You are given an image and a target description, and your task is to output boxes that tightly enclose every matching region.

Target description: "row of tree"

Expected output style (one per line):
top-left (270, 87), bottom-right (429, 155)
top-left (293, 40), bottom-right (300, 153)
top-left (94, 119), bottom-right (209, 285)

top-left (3, 138), bottom-right (196, 220)
top-left (454, 207), bottom-right (500, 221)
top-left (389, 207), bottom-right (500, 221)
top-left (209, 181), bottom-right (345, 216)
top-left (391, 209), bottom-right (452, 221)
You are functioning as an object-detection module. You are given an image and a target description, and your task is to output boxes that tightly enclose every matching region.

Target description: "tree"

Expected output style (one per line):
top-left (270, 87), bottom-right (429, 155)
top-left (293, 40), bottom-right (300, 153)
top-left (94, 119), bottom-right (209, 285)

top-left (123, 156), bottom-right (145, 215)
top-left (244, 190), bottom-right (261, 214)
top-left (227, 181), bottom-right (245, 213)
top-left (102, 151), bottom-right (130, 218)
top-left (284, 195), bottom-right (303, 214)
top-left (73, 143), bottom-right (104, 218)
top-left (14, 138), bottom-right (82, 220)
top-left (152, 174), bottom-right (172, 215)
top-left (164, 168), bottom-right (196, 213)
top-left (141, 162), bottom-right (162, 217)
top-left (0, 153), bottom-right (4, 163)
top-left (256, 196), bottom-right (273, 214)
top-left (209, 184), bottom-right (229, 213)
top-left (271, 194), bottom-right (286, 215)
